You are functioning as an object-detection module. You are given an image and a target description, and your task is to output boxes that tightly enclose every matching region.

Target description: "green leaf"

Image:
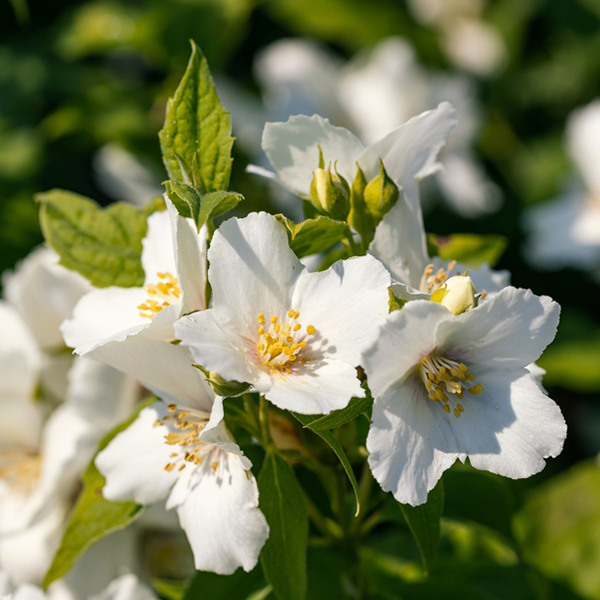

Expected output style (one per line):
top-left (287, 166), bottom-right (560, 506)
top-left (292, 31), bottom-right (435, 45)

top-left (196, 190), bottom-right (244, 229)
top-left (514, 461), bottom-right (600, 600)
top-left (399, 479), bottom-right (444, 574)
top-left (37, 189), bottom-right (149, 288)
top-left (428, 234), bottom-right (508, 267)
top-left (293, 413), bottom-right (361, 516)
top-left (182, 565), bottom-right (267, 600)
top-left (165, 180), bottom-right (201, 224)
top-left (258, 451), bottom-right (308, 600)
top-left (388, 287), bottom-right (406, 312)
top-left (443, 466), bottom-right (515, 542)
top-left (159, 41), bottom-right (234, 192)
top-left (275, 214), bottom-right (350, 258)
top-left (43, 401), bottom-right (153, 588)
top-left (299, 382), bottom-right (373, 432)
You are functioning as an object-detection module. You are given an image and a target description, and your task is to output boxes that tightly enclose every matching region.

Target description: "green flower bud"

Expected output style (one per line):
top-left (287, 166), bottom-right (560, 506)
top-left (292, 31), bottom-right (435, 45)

top-left (430, 275), bottom-right (478, 315)
top-left (194, 365), bottom-right (251, 397)
top-left (310, 158), bottom-right (350, 221)
top-left (348, 164), bottom-right (374, 241)
top-left (364, 160), bottom-right (400, 221)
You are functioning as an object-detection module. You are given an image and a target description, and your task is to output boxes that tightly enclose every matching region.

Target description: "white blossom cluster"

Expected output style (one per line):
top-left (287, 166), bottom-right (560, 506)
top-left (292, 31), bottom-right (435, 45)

top-left (0, 101), bottom-right (566, 591)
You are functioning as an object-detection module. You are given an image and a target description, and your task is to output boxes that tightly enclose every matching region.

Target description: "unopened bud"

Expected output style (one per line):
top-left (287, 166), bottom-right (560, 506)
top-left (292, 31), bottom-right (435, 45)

top-left (364, 160), bottom-right (400, 220)
top-left (194, 365), bottom-right (250, 397)
top-left (310, 162), bottom-right (350, 220)
top-left (431, 275), bottom-right (478, 315)
top-left (348, 164), bottom-right (374, 239)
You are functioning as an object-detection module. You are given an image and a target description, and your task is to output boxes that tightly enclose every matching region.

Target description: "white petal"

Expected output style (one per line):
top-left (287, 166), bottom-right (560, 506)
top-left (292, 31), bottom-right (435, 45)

top-left (207, 213), bottom-right (303, 339)
top-left (291, 254), bottom-right (391, 365)
top-left (362, 301), bottom-right (452, 398)
top-left (141, 210), bottom-right (177, 282)
top-left (262, 358), bottom-right (364, 414)
top-left (61, 287), bottom-right (150, 355)
top-left (13, 585), bottom-right (49, 600)
top-left (262, 114), bottom-right (364, 196)
top-left (367, 376), bottom-right (460, 506)
top-left (88, 574), bottom-right (157, 600)
top-left (0, 395), bottom-right (43, 452)
top-left (3, 247), bottom-right (91, 350)
top-left (95, 405), bottom-right (179, 505)
top-left (437, 287), bottom-right (560, 370)
top-left (166, 197), bottom-right (207, 315)
top-left (174, 452), bottom-right (268, 574)
top-left (566, 99), bottom-right (600, 193)
top-left (448, 370), bottom-right (566, 479)
top-left (356, 102), bottom-right (458, 189)
top-left (369, 195), bottom-right (429, 289)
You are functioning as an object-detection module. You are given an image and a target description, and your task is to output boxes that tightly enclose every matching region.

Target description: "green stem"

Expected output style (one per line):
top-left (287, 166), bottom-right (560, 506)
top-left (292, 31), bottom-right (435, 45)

top-left (349, 463), bottom-right (374, 537)
top-left (303, 490), bottom-right (342, 542)
top-left (259, 395), bottom-right (273, 450)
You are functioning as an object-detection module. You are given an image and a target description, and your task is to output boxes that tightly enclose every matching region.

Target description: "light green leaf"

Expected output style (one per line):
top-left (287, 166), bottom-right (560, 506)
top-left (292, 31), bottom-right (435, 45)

top-left (293, 413), bottom-right (361, 516)
top-left (182, 566), bottom-right (267, 600)
top-left (275, 214), bottom-right (350, 258)
top-left (298, 381), bottom-right (372, 432)
top-left (43, 401), bottom-right (153, 588)
top-left (258, 451), bottom-right (308, 600)
top-left (399, 479), bottom-right (444, 574)
top-left (37, 189), bottom-right (149, 288)
top-left (196, 190), bottom-right (244, 229)
top-left (428, 234), bottom-right (508, 267)
top-left (165, 180), bottom-right (202, 224)
top-left (159, 41), bottom-right (233, 192)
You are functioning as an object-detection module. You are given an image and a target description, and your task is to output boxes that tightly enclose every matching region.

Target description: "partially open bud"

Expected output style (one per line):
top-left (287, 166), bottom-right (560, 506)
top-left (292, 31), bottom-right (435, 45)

top-left (431, 275), bottom-right (478, 315)
top-left (194, 365), bottom-right (251, 397)
top-left (310, 163), bottom-right (350, 220)
top-left (364, 160), bottom-right (400, 221)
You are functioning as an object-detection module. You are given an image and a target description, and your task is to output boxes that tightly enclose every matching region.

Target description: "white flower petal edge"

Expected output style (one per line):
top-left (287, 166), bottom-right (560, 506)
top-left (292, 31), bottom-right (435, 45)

top-left (363, 291), bottom-right (566, 506)
top-left (175, 212), bottom-right (391, 415)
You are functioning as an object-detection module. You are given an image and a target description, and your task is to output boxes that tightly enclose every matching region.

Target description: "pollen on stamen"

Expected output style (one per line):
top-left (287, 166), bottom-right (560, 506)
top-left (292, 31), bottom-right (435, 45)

top-left (138, 272), bottom-right (181, 319)
top-left (212, 461), bottom-right (218, 472)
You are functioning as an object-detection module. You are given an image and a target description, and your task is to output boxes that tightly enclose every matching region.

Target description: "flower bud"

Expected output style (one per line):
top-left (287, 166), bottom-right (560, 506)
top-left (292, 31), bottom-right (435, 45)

top-left (310, 162), bottom-right (350, 221)
top-left (194, 365), bottom-right (251, 397)
top-left (364, 160), bottom-right (400, 221)
top-left (348, 164), bottom-right (374, 240)
top-left (431, 275), bottom-right (478, 315)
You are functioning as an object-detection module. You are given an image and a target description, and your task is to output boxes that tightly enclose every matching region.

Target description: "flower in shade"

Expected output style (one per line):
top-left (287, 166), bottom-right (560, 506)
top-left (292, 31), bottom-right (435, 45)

top-left (362, 287), bottom-right (566, 506)
top-left (175, 212), bottom-right (391, 415)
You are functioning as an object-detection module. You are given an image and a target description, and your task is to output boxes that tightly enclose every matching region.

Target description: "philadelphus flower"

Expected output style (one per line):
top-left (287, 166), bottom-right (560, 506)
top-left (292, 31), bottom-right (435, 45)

top-left (369, 191), bottom-right (509, 302)
top-left (362, 287), bottom-right (567, 506)
top-left (174, 212), bottom-right (391, 415)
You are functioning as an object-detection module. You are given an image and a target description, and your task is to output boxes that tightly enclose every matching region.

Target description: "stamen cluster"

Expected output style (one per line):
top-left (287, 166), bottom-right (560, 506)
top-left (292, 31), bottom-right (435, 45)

top-left (138, 272), bottom-right (181, 319)
top-left (420, 260), bottom-right (457, 293)
top-left (419, 355), bottom-right (484, 418)
top-left (256, 310), bottom-right (316, 375)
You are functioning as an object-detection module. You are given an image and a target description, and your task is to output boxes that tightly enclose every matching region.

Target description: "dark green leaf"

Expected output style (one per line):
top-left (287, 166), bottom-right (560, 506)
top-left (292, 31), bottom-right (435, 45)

top-left (293, 413), bottom-right (360, 516)
top-left (159, 41), bottom-right (234, 192)
top-left (399, 479), bottom-right (444, 574)
top-left (43, 401), bottom-right (154, 588)
top-left (182, 565), bottom-right (267, 600)
top-left (38, 189), bottom-right (149, 288)
top-left (428, 234), bottom-right (508, 267)
top-left (196, 190), bottom-right (243, 229)
top-left (275, 214), bottom-right (350, 258)
top-left (258, 451), bottom-right (308, 600)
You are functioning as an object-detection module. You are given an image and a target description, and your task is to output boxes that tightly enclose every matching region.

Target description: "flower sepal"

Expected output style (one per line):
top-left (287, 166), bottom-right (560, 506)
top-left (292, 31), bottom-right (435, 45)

top-left (194, 365), bottom-right (252, 398)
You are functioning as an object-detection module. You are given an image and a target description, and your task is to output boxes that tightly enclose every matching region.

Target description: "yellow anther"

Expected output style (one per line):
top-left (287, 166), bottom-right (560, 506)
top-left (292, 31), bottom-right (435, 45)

top-left (293, 324), bottom-right (301, 331)
top-left (274, 324), bottom-right (281, 333)
top-left (153, 420), bottom-right (162, 428)
top-left (258, 327), bottom-right (265, 335)
top-left (164, 463), bottom-right (175, 472)
top-left (212, 461), bottom-right (218, 472)
top-left (167, 404), bottom-right (176, 412)
top-left (178, 464), bottom-right (186, 471)
top-left (448, 260), bottom-right (457, 271)
top-left (306, 325), bottom-right (316, 335)
top-left (453, 408), bottom-right (461, 418)
top-left (287, 336), bottom-right (294, 343)
top-left (288, 309), bottom-right (295, 318)
top-left (457, 404), bottom-right (464, 413)
top-left (442, 404), bottom-right (451, 414)
top-left (258, 314), bottom-right (265, 325)
top-left (299, 342), bottom-right (307, 348)
top-left (271, 316), bottom-right (278, 324)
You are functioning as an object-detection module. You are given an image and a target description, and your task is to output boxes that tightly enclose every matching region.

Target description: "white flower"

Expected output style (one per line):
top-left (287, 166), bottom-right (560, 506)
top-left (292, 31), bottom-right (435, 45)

top-left (255, 102), bottom-right (457, 216)
top-left (94, 341), bottom-right (269, 574)
top-left (524, 99), bottom-right (600, 273)
top-left (174, 212), bottom-right (391, 415)
top-left (61, 202), bottom-right (207, 389)
top-left (362, 287), bottom-right (566, 506)
top-left (368, 192), bottom-right (509, 301)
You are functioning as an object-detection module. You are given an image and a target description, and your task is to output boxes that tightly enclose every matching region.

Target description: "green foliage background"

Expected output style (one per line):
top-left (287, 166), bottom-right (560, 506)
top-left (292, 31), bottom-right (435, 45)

top-left (2, 0), bottom-right (600, 597)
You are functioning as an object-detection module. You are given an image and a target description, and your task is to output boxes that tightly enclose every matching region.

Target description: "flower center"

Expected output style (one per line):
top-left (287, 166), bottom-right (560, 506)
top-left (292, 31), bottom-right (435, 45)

top-left (138, 272), bottom-right (181, 319)
top-left (419, 355), bottom-right (484, 418)
top-left (155, 404), bottom-right (219, 473)
top-left (0, 451), bottom-right (42, 494)
top-left (419, 261), bottom-right (456, 293)
top-left (256, 310), bottom-right (316, 375)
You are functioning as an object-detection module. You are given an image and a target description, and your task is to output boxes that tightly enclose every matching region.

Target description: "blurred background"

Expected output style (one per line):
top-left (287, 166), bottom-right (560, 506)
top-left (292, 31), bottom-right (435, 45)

top-left (2, 0), bottom-right (600, 596)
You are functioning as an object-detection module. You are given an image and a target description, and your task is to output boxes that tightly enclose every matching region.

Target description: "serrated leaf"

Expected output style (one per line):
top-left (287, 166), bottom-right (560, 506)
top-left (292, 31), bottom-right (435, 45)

top-left (38, 189), bottom-right (149, 288)
top-left (258, 451), bottom-right (308, 600)
top-left (159, 41), bottom-right (233, 192)
top-left (299, 382), bottom-right (373, 431)
top-left (293, 413), bottom-right (360, 516)
top-left (43, 401), bottom-right (153, 588)
top-left (165, 180), bottom-right (202, 224)
top-left (275, 214), bottom-right (350, 258)
top-left (182, 565), bottom-right (267, 600)
top-left (197, 190), bottom-right (243, 229)
top-left (399, 479), bottom-right (444, 574)
top-left (429, 234), bottom-right (508, 267)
